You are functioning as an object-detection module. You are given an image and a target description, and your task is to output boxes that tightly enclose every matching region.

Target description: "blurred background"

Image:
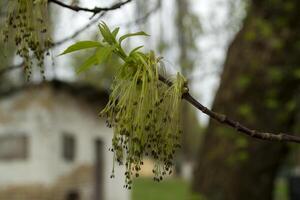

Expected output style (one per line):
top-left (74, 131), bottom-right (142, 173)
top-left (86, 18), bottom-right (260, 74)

top-left (0, 0), bottom-right (300, 200)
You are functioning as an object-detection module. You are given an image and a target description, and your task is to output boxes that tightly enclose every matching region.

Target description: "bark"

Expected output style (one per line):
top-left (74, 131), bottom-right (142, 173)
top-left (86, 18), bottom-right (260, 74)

top-left (192, 1), bottom-right (300, 199)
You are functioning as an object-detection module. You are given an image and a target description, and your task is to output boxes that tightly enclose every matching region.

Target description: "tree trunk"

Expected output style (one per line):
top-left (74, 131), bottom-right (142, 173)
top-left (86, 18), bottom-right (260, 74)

top-left (192, 1), bottom-right (300, 199)
top-left (175, 0), bottom-right (201, 162)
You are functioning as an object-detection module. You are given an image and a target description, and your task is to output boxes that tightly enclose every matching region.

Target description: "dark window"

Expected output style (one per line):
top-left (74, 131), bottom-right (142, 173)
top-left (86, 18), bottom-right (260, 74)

top-left (62, 133), bottom-right (76, 161)
top-left (66, 190), bottom-right (80, 200)
top-left (0, 134), bottom-right (28, 160)
top-left (95, 139), bottom-right (104, 200)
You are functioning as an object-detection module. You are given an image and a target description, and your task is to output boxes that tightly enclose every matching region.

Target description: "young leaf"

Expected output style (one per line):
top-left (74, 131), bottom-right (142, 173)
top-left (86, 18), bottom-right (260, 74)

top-left (76, 54), bottom-right (98, 74)
top-left (119, 31), bottom-right (149, 45)
top-left (112, 27), bottom-right (120, 38)
top-left (99, 22), bottom-right (115, 44)
top-left (59, 41), bottom-right (102, 56)
top-left (95, 46), bottom-right (113, 64)
top-left (129, 45), bottom-right (144, 55)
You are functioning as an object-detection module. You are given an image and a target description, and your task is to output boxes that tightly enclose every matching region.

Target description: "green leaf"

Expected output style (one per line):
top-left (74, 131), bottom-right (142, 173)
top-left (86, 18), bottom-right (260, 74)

top-left (112, 27), bottom-right (120, 38)
top-left (59, 41), bottom-right (101, 56)
top-left (129, 45), bottom-right (144, 55)
top-left (99, 22), bottom-right (115, 44)
top-left (76, 54), bottom-right (98, 74)
top-left (119, 31), bottom-right (149, 45)
top-left (95, 46), bottom-right (113, 64)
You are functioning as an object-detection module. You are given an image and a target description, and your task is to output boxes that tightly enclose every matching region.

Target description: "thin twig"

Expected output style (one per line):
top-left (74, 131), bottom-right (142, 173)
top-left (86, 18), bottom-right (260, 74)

top-left (2, 63), bottom-right (300, 144)
top-left (49, 0), bottom-right (132, 14)
top-left (53, 13), bottom-right (105, 46)
top-left (158, 75), bottom-right (300, 144)
top-left (124, 0), bottom-right (160, 27)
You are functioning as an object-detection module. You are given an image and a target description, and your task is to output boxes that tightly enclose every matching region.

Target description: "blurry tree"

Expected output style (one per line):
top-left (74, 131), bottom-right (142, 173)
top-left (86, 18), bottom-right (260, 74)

top-left (175, 0), bottom-right (202, 162)
top-left (175, 0), bottom-right (201, 76)
top-left (192, 0), bottom-right (300, 199)
top-left (0, 0), bottom-right (15, 90)
top-left (1, 0), bottom-right (300, 196)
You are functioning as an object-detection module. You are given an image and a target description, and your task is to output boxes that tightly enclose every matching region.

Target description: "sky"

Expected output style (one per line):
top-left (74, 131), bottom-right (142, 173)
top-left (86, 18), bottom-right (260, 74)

top-left (49, 0), bottom-right (245, 125)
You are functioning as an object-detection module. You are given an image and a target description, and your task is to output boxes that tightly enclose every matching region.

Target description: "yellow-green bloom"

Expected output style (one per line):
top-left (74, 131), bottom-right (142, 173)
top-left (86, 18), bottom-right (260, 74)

top-left (2, 0), bottom-right (53, 80)
top-left (100, 50), bottom-right (187, 187)
top-left (62, 22), bottom-right (188, 188)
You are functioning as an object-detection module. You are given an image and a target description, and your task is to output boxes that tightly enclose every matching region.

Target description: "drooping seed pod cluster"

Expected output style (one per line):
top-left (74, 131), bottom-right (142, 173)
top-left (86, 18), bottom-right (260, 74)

top-left (100, 50), bottom-right (187, 188)
top-left (2, 0), bottom-right (53, 80)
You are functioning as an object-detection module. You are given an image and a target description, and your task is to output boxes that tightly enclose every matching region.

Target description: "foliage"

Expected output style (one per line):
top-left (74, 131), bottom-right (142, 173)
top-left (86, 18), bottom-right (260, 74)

top-left (62, 22), bottom-right (188, 188)
top-left (2, 0), bottom-right (53, 80)
top-left (175, 0), bottom-right (202, 75)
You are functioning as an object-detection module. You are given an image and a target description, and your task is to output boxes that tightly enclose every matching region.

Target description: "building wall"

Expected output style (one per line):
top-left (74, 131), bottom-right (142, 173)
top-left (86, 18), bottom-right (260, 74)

top-left (0, 85), bottom-right (129, 200)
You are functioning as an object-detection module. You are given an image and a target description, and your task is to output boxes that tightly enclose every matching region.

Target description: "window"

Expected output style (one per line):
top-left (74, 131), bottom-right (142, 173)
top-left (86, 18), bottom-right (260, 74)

top-left (62, 133), bottom-right (76, 161)
top-left (0, 134), bottom-right (28, 160)
top-left (65, 190), bottom-right (80, 200)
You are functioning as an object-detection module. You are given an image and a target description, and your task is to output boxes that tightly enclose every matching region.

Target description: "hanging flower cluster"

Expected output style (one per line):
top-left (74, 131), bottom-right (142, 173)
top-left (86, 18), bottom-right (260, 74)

top-left (61, 22), bottom-right (188, 188)
top-left (2, 0), bottom-right (53, 79)
top-left (101, 54), bottom-right (186, 188)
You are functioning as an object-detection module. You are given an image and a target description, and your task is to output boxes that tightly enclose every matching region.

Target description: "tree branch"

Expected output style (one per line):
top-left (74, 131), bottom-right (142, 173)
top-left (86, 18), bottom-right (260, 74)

top-left (122, 0), bottom-right (160, 27)
top-left (53, 13), bottom-right (105, 46)
top-left (2, 64), bottom-right (300, 144)
top-left (49, 0), bottom-right (132, 14)
top-left (158, 75), bottom-right (300, 144)
top-left (0, 1), bottom-right (158, 76)
top-left (1, 0), bottom-right (299, 143)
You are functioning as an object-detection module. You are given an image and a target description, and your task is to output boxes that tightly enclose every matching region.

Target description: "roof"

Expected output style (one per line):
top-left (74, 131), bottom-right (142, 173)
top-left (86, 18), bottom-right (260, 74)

top-left (0, 80), bottom-right (109, 110)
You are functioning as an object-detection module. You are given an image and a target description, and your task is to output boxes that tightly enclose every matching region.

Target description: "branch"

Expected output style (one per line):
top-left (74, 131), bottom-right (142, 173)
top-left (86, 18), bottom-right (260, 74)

top-left (1, 0), bottom-right (299, 143)
top-left (158, 75), bottom-right (300, 144)
top-left (53, 13), bottom-right (105, 46)
top-left (0, 0), bottom-right (156, 76)
top-left (2, 60), bottom-right (299, 144)
top-left (2, 63), bottom-right (300, 144)
top-left (123, 0), bottom-right (160, 26)
top-left (49, 0), bottom-right (132, 14)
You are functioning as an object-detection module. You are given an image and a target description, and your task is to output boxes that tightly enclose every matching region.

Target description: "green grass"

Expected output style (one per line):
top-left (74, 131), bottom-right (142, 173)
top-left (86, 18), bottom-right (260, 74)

top-left (132, 177), bottom-right (289, 200)
top-left (132, 177), bottom-right (203, 200)
top-left (274, 178), bottom-right (289, 200)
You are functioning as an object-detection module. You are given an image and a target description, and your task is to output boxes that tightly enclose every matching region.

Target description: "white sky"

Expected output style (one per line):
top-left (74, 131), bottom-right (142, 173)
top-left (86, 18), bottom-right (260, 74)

top-left (49, 0), bottom-right (245, 125)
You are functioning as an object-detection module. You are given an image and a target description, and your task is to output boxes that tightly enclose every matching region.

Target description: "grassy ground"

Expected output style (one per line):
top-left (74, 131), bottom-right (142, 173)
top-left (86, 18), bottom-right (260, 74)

top-left (132, 177), bottom-right (203, 200)
top-left (274, 178), bottom-right (289, 200)
top-left (132, 177), bottom-right (289, 200)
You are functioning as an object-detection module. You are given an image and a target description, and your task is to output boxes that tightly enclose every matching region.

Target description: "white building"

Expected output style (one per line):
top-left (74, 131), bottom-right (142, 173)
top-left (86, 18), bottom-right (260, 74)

top-left (0, 81), bottom-right (129, 200)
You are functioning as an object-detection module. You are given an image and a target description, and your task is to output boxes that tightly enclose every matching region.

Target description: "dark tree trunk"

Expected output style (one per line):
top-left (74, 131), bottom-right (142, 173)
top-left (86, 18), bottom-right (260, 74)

top-left (192, 1), bottom-right (300, 200)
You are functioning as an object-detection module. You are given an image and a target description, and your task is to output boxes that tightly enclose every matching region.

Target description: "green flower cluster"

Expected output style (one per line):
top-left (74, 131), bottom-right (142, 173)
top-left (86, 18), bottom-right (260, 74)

top-left (61, 23), bottom-right (187, 188)
top-left (2, 0), bottom-right (53, 80)
top-left (101, 53), bottom-right (186, 188)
